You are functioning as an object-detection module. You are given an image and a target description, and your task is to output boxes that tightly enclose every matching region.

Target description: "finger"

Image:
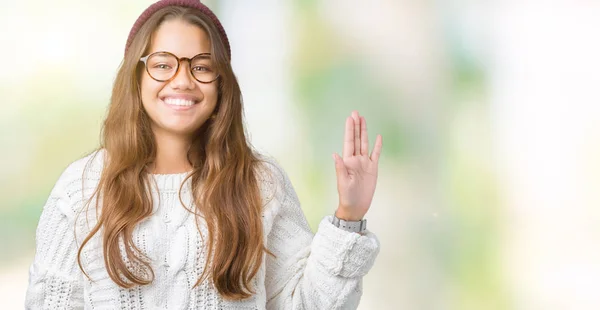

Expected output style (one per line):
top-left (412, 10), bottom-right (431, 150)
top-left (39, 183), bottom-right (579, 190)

top-left (360, 116), bottom-right (369, 156)
top-left (352, 111), bottom-right (360, 156)
top-left (342, 117), bottom-right (354, 158)
top-left (332, 152), bottom-right (348, 180)
top-left (370, 134), bottom-right (383, 163)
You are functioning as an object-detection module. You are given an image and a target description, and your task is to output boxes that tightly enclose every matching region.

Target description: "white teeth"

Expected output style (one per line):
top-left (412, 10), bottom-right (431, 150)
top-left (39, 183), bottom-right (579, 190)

top-left (164, 98), bottom-right (196, 106)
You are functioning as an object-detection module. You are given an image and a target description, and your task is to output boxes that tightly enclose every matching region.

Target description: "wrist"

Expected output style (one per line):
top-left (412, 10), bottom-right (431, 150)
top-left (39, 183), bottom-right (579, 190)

top-left (335, 208), bottom-right (363, 221)
top-left (331, 213), bottom-right (368, 233)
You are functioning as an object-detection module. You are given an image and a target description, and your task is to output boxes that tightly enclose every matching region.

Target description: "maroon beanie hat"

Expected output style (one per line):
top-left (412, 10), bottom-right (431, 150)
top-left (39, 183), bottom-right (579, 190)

top-left (124, 0), bottom-right (231, 59)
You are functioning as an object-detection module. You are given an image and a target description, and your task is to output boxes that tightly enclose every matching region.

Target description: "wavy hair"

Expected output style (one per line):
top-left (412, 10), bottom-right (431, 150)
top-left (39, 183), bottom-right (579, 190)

top-left (77, 6), bottom-right (273, 300)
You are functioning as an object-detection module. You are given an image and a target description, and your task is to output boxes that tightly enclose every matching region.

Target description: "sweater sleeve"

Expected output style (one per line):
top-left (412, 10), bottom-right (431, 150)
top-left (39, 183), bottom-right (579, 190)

top-left (25, 164), bottom-right (85, 309)
top-left (263, 160), bottom-right (380, 310)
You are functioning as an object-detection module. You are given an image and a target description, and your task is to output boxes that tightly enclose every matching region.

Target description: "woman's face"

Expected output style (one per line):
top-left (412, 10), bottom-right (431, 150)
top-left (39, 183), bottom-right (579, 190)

top-left (140, 18), bottom-right (218, 139)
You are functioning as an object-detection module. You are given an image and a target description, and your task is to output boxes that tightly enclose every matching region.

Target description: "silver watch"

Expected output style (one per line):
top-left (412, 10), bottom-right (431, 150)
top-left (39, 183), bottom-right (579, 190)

top-left (331, 214), bottom-right (367, 233)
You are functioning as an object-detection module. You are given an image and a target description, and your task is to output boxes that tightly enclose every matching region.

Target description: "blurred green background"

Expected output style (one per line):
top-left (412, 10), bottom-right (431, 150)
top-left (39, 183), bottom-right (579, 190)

top-left (2, 0), bottom-right (600, 309)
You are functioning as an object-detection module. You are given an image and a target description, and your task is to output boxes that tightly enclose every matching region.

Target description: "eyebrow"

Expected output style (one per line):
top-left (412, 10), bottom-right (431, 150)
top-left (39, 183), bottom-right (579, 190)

top-left (193, 53), bottom-right (212, 59)
top-left (150, 52), bottom-right (212, 59)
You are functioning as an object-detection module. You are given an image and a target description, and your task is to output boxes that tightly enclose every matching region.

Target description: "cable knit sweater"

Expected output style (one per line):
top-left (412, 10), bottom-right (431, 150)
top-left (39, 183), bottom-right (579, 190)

top-left (25, 150), bottom-right (380, 309)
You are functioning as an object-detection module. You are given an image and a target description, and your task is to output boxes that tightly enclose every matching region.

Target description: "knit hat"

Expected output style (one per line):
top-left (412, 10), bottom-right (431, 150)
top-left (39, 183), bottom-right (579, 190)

top-left (124, 0), bottom-right (231, 59)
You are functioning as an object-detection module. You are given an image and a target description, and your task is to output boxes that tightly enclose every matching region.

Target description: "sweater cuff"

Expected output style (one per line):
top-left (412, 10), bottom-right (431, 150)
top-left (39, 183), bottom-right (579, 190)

top-left (311, 215), bottom-right (380, 278)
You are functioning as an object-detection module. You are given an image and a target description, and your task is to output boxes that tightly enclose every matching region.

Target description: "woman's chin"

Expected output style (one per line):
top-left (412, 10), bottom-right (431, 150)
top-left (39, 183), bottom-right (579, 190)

top-left (154, 122), bottom-right (203, 137)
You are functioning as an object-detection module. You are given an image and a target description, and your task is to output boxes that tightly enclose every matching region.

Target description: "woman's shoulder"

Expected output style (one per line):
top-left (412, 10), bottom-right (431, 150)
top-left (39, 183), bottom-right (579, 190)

top-left (60, 148), bottom-right (104, 179)
top-left (254, 152), bottom-right (288, 189)
top-left (53, 149), bottom-right (105, 200)
top-left (41, 149), bottom-right (105, 222)
top-left (253, 152), bottom-right (297, 205)
top-left (68, 148), bottom-right (104, 171)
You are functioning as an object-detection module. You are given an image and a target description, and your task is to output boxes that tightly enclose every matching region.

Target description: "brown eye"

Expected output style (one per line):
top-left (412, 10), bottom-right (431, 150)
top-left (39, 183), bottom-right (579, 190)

top-left (193, 66), bottom-right (211, 72)
top-left (154, 64), bottom-right (172, 70)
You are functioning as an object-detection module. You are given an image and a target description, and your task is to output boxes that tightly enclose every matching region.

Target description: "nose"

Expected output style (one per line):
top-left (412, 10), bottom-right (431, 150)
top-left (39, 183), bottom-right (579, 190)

top-left (169, 60), bottom-right (196, 90)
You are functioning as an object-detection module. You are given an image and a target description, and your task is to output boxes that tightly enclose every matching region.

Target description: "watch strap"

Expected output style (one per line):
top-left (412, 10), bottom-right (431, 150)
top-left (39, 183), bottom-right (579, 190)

top-left (331, 215), bottom-right (367, 233)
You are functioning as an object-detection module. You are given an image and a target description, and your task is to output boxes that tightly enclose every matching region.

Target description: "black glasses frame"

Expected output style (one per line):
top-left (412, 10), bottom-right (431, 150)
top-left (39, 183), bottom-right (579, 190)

top-left (139, 51), bottom-right (219, 84)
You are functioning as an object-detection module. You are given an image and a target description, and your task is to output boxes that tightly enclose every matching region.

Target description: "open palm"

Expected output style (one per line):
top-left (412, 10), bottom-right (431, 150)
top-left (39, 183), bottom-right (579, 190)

top-left (332, 111), bottom-right (383, 221)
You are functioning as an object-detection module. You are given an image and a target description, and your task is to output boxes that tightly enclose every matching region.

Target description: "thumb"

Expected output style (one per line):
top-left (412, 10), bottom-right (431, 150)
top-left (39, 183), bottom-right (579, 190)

top-left (332, 153), bottom-right (348, 181)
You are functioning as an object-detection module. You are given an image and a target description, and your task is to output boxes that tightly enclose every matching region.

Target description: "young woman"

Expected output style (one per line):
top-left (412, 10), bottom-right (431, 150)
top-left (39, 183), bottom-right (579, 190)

top-left (25, 0), bottom-right (383, 309)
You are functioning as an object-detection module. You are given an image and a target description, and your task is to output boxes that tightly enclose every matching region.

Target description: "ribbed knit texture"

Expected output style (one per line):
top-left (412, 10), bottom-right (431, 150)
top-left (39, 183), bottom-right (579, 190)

top-left (125, 0), bottom-right (231, 59)
top-left (25, 150), bottom-right (380, 309)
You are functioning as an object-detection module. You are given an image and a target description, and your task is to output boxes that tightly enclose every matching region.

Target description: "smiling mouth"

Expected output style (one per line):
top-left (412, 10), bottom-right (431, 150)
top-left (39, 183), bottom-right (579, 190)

top-left (162, 97), bottom-right (198, 106)
top-left (160, 97), bottom-right (199, 111)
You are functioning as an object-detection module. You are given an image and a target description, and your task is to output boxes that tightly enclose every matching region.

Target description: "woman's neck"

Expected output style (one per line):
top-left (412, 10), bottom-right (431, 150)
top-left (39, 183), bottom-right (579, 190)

top-left (151, 130), bottom-right (193, 174)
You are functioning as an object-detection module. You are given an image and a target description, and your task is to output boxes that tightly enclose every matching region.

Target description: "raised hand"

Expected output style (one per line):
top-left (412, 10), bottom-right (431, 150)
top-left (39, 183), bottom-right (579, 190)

top-left (332, 111), bottom-right (383, 221)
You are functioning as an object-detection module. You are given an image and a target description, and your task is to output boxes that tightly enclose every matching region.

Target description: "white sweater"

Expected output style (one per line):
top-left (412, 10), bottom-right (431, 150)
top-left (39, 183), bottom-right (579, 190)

top-left (25, 150), bottom-right (380, 309)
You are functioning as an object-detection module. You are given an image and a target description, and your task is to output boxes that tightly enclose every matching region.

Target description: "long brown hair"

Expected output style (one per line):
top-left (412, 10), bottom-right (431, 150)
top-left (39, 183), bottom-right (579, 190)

top-left (77, 6), bottom-right (273, 300)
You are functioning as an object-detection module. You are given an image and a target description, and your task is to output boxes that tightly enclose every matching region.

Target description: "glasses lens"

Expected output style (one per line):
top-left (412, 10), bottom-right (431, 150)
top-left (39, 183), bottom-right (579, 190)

top-left (190, 54), bottom-right (218, 83)
top-left (146, 52), bottom-right (178, 81)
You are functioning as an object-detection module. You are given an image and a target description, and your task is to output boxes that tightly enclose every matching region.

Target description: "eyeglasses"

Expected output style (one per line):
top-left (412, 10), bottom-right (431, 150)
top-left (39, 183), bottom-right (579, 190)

top-left (139, 51), bottom-right (219, 83)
